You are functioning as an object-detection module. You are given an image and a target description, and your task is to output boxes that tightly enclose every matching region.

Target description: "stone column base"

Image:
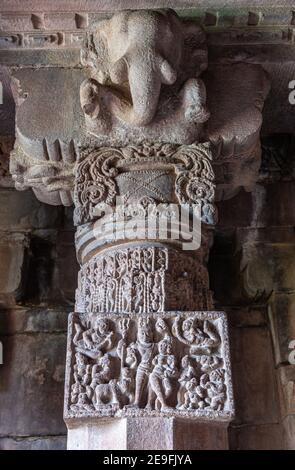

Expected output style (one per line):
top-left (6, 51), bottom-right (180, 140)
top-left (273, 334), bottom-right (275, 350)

top-left (67, 417), bottom-right (229, 450)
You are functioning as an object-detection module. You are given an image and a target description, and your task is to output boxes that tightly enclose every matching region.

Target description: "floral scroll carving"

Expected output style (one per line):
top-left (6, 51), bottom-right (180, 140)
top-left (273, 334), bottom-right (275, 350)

top-left (65, 311), bottom-right (234, 421)
top-left (74, 142), bottom-right (217, 226)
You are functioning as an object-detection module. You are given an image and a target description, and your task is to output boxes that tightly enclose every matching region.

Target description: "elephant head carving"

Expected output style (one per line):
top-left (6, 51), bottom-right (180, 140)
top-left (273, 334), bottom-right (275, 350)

top-left (81, 9), bottom-right (209, 136)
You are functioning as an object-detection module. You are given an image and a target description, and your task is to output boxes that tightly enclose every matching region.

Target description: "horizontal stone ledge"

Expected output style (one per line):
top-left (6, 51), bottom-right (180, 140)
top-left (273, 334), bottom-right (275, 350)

top-left (0, 49), bottom-right (81, 67)
top-left (1, 1), bottom-right (294, 13)
top-left (0, 4), bottom-right (294, 42)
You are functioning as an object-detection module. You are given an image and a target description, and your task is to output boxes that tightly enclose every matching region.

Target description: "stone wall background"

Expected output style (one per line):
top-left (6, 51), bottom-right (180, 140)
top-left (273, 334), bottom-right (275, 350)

top-left (210, 134), bottom-right (295, 449)
top-left (0, 192), bottom-right (78, 449)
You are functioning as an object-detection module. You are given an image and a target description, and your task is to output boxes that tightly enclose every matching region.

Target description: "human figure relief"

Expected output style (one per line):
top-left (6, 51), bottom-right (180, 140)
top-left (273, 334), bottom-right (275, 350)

top-left (72, 392), bottom-right (93, 412)
top-left (176, 355), bottom-right (197, 409)
top-left (195, 354), bottom-right (222, 372)
top-left (73, 317), bottom-right (114, 359)
top-left (149, 273), bottom-right (164, 312)
top-left (116, 318), bottom-right (130, 368)
top-left (71, 353), bottom-right (88, 405)
top-left (90, 354), bottom-right (112, 390)
top-left (200, 369), bottom-right (227, 411)
top-left (125, 343), bottom-right (139, 370)
top-left (172, 317), bottom-right (220, 354)
top-left (120, 275), bottom-right (132, 312)
top-left (105, 278), bottom-right (116, 311)
top-left (183, 377), bottom-right (206, 410)
top-left (132, 318), bottom-right (156, 407)
top-left (155, 317), bottom-right (170, 338)
top-left (147, 336), bottom-right (177, 411)
top-left (133, 274), bottom-right (145, 313)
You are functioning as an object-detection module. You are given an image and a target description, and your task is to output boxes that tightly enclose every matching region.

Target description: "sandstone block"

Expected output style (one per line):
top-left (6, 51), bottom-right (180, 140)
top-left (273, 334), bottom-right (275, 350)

top-left (0, 233), bottom-right (28, 307)
top-left (269, 293), bottom-right (295, 365)
top-left (230, 326), bottom-right (279, 425)
top-left (229, 423), bottom-right (284, 450)
top-left (0, 333), bottom-right (67, 436)
top-left (0, 436), bottom-right (66, 450)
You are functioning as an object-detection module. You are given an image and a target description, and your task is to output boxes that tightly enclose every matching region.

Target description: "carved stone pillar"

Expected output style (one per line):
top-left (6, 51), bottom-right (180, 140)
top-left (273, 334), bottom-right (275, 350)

top-left (63, 139), bottom-right (234, 449)
top-left (9, 8), bottom-right (271, 450)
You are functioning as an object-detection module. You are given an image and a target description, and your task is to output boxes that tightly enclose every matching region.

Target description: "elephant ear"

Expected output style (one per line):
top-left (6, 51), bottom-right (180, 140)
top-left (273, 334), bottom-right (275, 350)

top-left (81, 21), bottom-right (110, 84)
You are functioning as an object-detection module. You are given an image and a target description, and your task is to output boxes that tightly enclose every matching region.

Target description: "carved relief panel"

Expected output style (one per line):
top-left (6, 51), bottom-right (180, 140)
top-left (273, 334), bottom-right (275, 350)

top-left (75, 245), bottom-right (213, 314)
top-left (64, 311), bottom-right (234, 422)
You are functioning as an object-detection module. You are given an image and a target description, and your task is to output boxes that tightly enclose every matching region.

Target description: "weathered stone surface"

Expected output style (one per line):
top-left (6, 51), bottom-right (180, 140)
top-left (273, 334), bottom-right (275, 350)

top-left (0, 66), bottom-right (15, 136)
top-left (260, 134), bottom-right (295, 182)
top-left (283, 415), bottom-right (295, 450)
top-left (1, 1), bottom-right (294, 13)
top-left (55, 231), bottom-right (78, 305)
top-left (0, 49), bottom-right (81, 67)
top-left (262, 63), bottom-right (295, 137)
top-left (217, 182), bottom-right (295, 229)
top-left (67, 418), bottom-right (127, 450)
top-left (11, 68), bottom-right (86, 149)
top-left (0, 333), bottom-right (67, 436)
top-left (0, 189), bottom-right (62, 231)
top-left (227, 307), bottom-right (267, 329)
top-left (251, 181), bottom-right (295, 228)
top-left (230, 326), bottom-right (280, 425)
top-left (269, 293), bottom-right (295, 366)
top-left (0, 137), bottom-right (15, 188)
top-left (0, 436), bottom-right (66, 450)
top-left (0, 308), bottom-right (69, 335)
top-left (277, 365), bottom-right (295, 419)
top-left (0, 233), bottom-right (28, 307)
top-left (172, 420), bottom-right (229, 450)
top-left (240, 243), bottom-right (295, 299)
top-left (210, 224), bottom-right (295, 307)
top-left (205, 64), bottom-right (269, 199)
top-left (229, 423), bottom-right (284, 450)
top-left (67, 417), bottom-right (229, 450)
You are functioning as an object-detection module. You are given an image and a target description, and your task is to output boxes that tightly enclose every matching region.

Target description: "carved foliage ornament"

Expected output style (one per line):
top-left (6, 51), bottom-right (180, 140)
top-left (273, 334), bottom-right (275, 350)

top-left (74, 142), bottom-right (216, 226)
top-left (64, 311), bottom-right (234, 422)
top-left (10, 143), bottom-right (76, 206)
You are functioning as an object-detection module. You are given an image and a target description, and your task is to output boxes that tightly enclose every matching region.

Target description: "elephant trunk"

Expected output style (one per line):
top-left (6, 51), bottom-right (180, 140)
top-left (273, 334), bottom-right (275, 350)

top-left (128, 58), bottom-right (162, 126)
